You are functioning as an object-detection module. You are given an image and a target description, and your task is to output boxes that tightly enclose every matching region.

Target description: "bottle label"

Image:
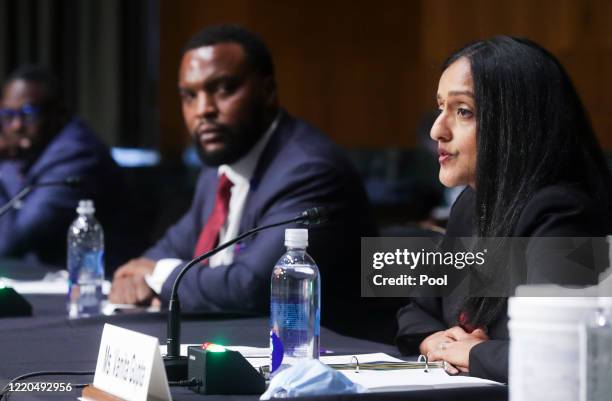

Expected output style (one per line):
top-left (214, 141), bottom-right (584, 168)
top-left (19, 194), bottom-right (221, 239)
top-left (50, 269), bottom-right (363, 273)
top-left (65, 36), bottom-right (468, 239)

top-left (67, 249), bottom-right (104, 318)
top-left (271, 301), bottom-right (309, 331)
top-left (68, 250), bottom-right (104, 279)
top-left (270, 330), bottom-right (284, 374)
top-left (270, 300), bottom-right (312, 370)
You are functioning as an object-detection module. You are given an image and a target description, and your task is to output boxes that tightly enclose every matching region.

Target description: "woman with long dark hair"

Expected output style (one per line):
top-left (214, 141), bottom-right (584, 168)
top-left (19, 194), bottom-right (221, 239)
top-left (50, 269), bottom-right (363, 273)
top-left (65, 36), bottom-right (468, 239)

top-left (396, 36), bottom-right (611, 382)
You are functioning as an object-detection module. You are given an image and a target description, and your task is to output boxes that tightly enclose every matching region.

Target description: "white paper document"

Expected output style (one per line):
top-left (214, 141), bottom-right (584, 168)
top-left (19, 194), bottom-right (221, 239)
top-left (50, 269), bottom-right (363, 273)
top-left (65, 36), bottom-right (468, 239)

top-left (160, 346), bottom-right (503, 392)
top-left (321, 352), bottom-right (403, 364)
top-left (340, 367), bottom-right (502, 391)
top-left (325, 353), bottom-right (501, 391)
top-left (0, 270), bottom-right (111, 295)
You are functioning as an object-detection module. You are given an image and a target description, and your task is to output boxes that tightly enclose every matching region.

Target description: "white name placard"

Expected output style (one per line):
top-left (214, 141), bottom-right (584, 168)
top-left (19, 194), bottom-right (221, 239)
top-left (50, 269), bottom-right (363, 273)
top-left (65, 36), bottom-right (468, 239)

top-left (93, 324), bottom-right (171, 401)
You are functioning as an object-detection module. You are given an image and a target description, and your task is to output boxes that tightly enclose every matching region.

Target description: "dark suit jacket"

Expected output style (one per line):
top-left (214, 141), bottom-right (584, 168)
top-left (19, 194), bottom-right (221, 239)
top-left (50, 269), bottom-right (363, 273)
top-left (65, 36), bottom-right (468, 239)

top-left (396, 184), bottom-right (610, 382)
top-left (0, 118), bottom-right (127, 267)
top-left (145, 112), bottom-right (378, 322)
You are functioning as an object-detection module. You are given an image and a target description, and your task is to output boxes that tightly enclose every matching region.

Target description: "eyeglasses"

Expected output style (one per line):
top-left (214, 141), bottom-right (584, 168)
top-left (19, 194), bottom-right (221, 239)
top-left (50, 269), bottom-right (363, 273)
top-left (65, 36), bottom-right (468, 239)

top-left (0, 104), bottom-right (41, 127)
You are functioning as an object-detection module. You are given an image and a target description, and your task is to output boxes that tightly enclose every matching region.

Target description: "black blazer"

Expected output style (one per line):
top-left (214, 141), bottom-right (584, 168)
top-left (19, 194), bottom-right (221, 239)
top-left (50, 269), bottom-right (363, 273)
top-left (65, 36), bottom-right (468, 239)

top-left (396, 184), bottom-right (610, 382)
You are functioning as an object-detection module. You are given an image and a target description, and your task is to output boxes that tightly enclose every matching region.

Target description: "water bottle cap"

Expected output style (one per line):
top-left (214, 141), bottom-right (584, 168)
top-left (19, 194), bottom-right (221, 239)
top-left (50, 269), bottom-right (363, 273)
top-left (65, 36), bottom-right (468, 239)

top-left (285, 228), bottom-right (308, 248)
top-left (77, 199), bottom-right (95, 215)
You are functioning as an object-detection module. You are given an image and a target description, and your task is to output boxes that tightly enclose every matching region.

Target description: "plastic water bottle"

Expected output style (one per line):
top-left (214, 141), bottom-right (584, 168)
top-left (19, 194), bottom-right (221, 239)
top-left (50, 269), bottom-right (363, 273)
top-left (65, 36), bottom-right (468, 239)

top-left (580, 297), bottom-right (612, 401)
top-left (270, 228), bottom-right (320, 376)
top-left (67, 199), bottom-right (105, 318)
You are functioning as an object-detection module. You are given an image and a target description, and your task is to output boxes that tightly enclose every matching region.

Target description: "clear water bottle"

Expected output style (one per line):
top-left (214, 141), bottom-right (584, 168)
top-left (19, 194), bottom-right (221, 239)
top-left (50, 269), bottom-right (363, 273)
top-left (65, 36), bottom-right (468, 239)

top-left (270, 228), bottom-right (320, 376)
top-left (67, 199), bottom-right (105, 318)
top-left (580, 297), bottom-right (612, 401)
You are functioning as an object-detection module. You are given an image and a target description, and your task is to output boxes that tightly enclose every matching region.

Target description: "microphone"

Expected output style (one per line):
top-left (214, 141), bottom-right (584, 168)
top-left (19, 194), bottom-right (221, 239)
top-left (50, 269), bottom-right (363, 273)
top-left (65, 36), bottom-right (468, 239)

top-left (0, 176), bottom-right (82, 219)
top-left (296, 206), bottom-right (328, 225)
top-left (163, 206), bottom-right (328, 381)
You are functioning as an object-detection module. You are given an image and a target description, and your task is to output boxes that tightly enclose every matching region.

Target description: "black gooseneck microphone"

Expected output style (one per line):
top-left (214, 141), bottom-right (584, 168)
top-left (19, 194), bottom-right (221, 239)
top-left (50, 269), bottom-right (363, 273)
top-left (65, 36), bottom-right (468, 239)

top-left (163, 206), bottom-right (328, 381)
top-left (0, 177), bottom-right (82, 219)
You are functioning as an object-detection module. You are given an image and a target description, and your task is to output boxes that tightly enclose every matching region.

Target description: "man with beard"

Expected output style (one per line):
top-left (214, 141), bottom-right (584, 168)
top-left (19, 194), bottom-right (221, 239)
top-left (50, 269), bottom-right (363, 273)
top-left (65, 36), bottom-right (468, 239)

top-left (0, 66), bottom-right (126, 266)
top-left (109, 24), bottom-right (379, 330)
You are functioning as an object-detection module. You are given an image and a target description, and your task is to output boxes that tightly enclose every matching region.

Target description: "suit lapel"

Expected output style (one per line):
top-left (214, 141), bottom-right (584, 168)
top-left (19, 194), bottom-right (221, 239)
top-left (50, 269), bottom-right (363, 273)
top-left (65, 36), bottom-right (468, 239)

top-left (239, 111), bottom-right (294, 233)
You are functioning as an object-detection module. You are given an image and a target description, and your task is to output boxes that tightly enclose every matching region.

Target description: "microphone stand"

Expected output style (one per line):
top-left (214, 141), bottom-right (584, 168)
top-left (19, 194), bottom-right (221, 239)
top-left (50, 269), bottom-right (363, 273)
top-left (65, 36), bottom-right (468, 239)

top-left (0, 178), bottom-right (81, 219)
top-left (163, 207), bottom-right (326, 381)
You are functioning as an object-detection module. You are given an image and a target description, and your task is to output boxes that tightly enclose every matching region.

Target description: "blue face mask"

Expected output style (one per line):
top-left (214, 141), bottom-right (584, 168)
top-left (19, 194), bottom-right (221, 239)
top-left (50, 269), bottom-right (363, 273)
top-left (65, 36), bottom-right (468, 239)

top-left (260, 359), bottom-right (364, 399)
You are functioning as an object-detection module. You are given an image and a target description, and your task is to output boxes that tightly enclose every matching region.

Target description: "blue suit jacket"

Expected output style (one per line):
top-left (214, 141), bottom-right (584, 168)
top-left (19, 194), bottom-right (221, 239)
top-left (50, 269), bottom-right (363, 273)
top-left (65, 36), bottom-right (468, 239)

top-left (0, 118), bottom-right (126, 267)
top-left (144, 112), bottom-right (377, 316)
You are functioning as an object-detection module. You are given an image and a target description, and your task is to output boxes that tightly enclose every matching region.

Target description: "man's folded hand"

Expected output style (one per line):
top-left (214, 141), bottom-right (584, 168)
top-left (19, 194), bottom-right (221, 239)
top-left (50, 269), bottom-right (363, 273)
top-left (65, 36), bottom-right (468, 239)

top-left (113, 257), bottom-right (156, 278)
top-left (110, 258), bottom-right (157, 305)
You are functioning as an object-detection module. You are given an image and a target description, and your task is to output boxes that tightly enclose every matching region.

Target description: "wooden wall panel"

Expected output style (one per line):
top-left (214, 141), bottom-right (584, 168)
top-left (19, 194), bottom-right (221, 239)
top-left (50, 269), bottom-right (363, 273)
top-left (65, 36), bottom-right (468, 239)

top-left (159, 0), bottom-right (612, 158)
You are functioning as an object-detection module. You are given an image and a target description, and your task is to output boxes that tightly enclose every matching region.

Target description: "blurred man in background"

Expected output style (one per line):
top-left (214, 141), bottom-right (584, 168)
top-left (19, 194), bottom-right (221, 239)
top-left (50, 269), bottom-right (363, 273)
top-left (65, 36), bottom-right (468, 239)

top-left (0, 65), bottom-right (127, 267)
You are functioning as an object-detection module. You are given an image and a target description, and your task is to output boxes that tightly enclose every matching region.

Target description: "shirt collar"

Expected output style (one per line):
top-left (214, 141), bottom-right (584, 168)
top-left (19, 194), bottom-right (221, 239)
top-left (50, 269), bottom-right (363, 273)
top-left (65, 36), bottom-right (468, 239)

top-left (218, 111), bottom-right (281, 185)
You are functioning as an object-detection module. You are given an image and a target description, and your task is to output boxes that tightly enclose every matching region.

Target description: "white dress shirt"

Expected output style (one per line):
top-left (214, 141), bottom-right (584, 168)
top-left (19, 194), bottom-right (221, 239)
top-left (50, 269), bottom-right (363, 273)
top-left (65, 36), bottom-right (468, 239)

top-left (145, 114), bottom-right (280, 293)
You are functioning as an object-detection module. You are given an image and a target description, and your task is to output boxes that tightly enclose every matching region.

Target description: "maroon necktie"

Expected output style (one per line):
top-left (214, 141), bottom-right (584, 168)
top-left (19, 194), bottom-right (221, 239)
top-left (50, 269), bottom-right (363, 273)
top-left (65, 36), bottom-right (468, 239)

top-left (193, 174), bottom-right (234, 257)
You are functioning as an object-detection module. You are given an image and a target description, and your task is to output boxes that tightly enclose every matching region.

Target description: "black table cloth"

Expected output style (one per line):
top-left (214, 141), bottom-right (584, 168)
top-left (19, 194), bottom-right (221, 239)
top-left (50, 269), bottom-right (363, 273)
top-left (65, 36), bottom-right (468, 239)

top-left (0, 259), bottom-right (507, 400)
